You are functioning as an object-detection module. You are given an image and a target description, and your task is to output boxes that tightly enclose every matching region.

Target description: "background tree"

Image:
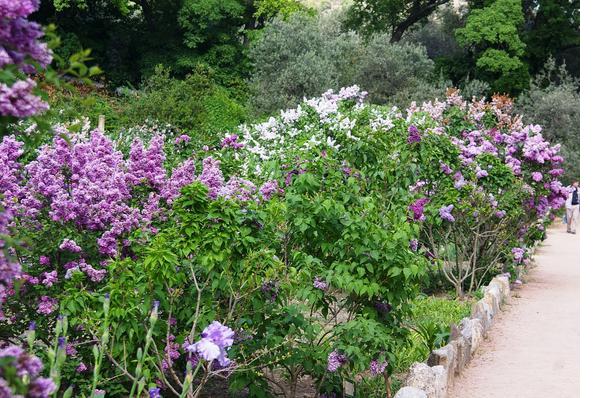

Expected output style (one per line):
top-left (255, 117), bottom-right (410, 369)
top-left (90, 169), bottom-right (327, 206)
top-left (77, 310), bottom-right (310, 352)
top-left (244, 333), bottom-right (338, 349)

top-left (344, 0), bottom-right (451, 42)
top-left (522, 0), bottom-right (580, 77)
top-left (455, 0), bottom-right (530, 94)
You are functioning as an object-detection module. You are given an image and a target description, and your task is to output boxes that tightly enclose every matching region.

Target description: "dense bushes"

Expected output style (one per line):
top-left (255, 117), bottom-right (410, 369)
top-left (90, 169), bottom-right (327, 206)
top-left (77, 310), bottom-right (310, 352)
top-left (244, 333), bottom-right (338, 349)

top-left (247, 12), bottom-right (442, 116)
top-left (1, 76), bottom-right (569, 397)
top-left (44, 64), bottom-right (248, 146)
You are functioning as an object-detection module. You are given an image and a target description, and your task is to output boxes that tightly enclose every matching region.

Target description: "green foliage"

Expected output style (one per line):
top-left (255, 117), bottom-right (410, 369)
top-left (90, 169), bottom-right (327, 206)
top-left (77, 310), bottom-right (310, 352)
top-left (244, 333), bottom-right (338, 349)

top-left (523, 0), bottom-right (580, 77)
top-left (248, 12), bottom-right (440, 115)
top-left (254, 0), bottom-right (312, 20)
top-left (343, 0), bottom-right (451, 42)
top-left (455, 0), bottom-right (529, 94)
top-left (395, 296), bottom-right (471, 370)
top-left (120, 64), bottom-right (247, 143)
top-left (178, 0), bottom-right (246, 49)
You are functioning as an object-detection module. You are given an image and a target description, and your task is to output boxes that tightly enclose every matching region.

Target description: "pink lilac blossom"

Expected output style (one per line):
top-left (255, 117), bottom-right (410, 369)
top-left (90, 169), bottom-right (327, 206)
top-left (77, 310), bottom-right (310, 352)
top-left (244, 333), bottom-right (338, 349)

top-left (1, 209), bottom-right (20, 317)
top-left (531, 172), bottom-right (543, 182)
top-left (219, 177), bottom-right (256, 201)
top-left (41, 270), bottom-right (58, 287)
top-left (407, 125), bottom-right (421, 144)
top-left (198, 157), bottom-right (224, 199)
top-left (0, 136), bottom-right (25, 207)
top-left (475, 166), bottom-right (488, 178)
top-left (66, 343), bottom-right (77, 357)
top-left (221, 134), bottom-right (244, 149)
top-left (409, 239), bottom-right (419, 251)
top-left (0, 79), bottom-right (49, 117)
top-left (0, 344), bottom-right (55, 397)
top-left (0, 0), bottom-right (52, 118)
top-left (439, 162), bottom-right (453, 175)
top-left (512, 247), bottom-right (525, 263)
top-left (259, 180), bottom-right (280, 200)
top-left (161, 334), bottom-right (181, 370)
top-left (76, 362), bottom-right (87, 373)
top-left (174, 134), bottom-right (191, 145)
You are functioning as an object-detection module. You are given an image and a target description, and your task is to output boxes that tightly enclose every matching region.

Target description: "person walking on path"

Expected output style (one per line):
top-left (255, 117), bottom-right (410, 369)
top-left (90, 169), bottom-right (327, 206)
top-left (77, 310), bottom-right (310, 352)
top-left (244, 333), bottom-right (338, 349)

top-left (565, 181), bottom-right (580, 234)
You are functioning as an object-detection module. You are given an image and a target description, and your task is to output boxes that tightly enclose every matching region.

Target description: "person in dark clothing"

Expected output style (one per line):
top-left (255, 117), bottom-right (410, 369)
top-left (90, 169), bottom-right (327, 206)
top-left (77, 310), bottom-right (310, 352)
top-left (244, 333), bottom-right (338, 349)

top-left (565, 181), bottom-right (580, 234)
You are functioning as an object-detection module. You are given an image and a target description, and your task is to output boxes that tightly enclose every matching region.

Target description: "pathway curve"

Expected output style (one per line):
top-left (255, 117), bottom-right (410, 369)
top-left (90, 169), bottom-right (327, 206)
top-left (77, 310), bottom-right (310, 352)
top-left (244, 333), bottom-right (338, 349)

top-left (448, 224), bottom-right (579, 398)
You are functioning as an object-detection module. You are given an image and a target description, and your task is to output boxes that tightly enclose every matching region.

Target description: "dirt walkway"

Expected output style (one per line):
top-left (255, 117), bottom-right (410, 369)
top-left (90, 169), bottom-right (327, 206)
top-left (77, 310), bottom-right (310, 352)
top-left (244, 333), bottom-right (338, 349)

top-left (448, 225), bottom-right (580, 398)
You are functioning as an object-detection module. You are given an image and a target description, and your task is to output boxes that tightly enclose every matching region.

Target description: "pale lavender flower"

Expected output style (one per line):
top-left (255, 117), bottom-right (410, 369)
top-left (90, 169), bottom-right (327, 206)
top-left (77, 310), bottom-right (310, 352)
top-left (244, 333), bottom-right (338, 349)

top-left (76, 362), bottom-right (87, 373)
top-left (313, 277), bottom-right (328, 291)
top-left (59, 239), bottom-right (82, 253)
top-left (439, 205), bottom-right (455, 222)
top-left (186, 321), bottom-right (234, 366)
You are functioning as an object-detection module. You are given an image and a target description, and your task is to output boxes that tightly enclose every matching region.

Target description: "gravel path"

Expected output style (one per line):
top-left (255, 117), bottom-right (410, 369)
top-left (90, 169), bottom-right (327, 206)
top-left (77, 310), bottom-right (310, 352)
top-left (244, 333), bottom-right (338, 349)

top-left (447, 224), bottom-right (580, 398)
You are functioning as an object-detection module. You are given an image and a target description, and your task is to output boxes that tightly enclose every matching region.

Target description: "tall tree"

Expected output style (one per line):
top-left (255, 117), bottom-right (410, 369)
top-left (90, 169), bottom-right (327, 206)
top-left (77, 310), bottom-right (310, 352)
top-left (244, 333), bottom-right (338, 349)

top-left (456, 0), bottom-right (530, 94)
top-left (344, 0), bottom-right (451, 42)
top-left (523, 0), bottom-right (579, 77)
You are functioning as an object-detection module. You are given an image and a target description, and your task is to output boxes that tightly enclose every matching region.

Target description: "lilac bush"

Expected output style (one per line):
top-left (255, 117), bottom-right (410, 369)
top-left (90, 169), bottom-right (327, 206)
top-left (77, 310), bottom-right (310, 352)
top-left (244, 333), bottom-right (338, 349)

top-left (0, 0), bottom-right (52, 120)
top-left (0, 85), bottom-right (569, 396)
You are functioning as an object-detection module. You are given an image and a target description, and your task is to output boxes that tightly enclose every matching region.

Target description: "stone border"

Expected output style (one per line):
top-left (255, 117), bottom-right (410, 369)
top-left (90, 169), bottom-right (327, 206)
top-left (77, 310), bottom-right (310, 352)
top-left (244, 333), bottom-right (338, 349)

top-left (394, 274), bottom-right (511, 398)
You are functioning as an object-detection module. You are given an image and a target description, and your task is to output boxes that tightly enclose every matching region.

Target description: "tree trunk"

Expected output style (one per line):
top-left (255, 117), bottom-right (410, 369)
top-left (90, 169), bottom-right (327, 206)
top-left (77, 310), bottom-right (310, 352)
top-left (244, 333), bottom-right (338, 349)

top-left (390, 0), bottom-right (452, 43)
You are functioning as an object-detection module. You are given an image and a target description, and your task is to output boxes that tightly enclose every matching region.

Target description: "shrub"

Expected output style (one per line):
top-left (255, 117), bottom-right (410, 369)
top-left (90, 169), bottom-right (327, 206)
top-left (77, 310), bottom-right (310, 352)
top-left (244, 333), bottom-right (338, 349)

top-left (2, 86), bottom-right (567, 397)
top-left (247, 12), bottom-right (440, 115)
top-left (121, 64), bottom-right (247, 144)
top-left (516, 58), bottom-right (580, 182)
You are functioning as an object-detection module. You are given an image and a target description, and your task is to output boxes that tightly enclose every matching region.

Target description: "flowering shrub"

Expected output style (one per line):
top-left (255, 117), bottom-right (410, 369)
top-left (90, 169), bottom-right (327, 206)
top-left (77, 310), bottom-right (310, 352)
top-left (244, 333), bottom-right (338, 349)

top-left (0, 85), bottom-right (567, 396)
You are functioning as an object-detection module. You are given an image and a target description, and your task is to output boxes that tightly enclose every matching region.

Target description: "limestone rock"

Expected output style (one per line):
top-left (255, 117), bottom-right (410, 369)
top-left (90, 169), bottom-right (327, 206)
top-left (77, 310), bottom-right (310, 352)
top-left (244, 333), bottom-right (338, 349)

top-left (471, 299), bottom-right (493, 332)
top-left (491, 275), bottom-right (510, 301)
top-left (484, 283), bottom-right (502, 313)
top-left (405, 363), bottom-right (448, 398)
top-left (428, 343), bottom-right (457, 384)
top-left (459, 317), bottom-right (484, 355)
top-left (394, 387), bottom-right (427, 398)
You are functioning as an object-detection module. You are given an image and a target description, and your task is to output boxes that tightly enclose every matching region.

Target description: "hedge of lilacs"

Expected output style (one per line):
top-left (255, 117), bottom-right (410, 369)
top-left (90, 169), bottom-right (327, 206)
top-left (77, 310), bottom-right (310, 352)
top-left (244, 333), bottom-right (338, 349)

top-left (0, 86), bottom-right (567, 397)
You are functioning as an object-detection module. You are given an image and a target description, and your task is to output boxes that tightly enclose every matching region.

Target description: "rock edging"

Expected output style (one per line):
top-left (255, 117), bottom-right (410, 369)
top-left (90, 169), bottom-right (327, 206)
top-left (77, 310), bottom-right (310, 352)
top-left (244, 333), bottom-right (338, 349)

top-left (394, 274), bottom-right (511, 398)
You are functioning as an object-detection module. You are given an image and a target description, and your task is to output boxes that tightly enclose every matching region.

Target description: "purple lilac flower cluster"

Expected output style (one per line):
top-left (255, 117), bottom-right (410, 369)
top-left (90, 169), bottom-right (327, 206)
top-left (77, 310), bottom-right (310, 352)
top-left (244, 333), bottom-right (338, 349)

top-left (407, 125), bottom-right (421, 144)
top-left (408, 198), bottom-right (429, 222)
top-left (0, 0), bottom-right (52, 117)
top-left (0, 129), bottom-right (273, 321)
top-left (512, 247), bottom-right (525, 263)
top-left (369, 358), bottom-right (388, 376)
top-left (326, 350), bottom-right (347, 372)
top-left (0, 208), bottom-right (19, 318)
top-left (439, 205), bottom-right (455, 222)
top-left (0, 344), bottom-right (56, 397)
top-left (221, 134), bottom-right (244, 150)
top-left (407, 91), bottom-right (568, 225)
